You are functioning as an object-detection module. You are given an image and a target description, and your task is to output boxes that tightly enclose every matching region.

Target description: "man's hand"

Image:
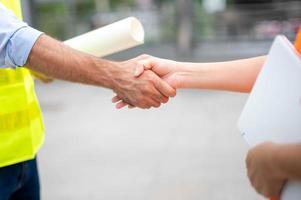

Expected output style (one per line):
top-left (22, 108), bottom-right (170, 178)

top-left (246, 142), bottom-right (287, 199)
top-left (110, 55), bottom-right (176, 109)
top-left (112, 55), bottom-right (182, 109)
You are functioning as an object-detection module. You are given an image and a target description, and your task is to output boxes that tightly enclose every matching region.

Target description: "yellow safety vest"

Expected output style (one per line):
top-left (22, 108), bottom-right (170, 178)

top-left (0, 0), bottom-right (44, 168)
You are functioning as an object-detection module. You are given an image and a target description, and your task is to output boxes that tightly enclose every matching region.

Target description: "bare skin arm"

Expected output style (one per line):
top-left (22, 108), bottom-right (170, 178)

top-left (26, 35), bottom-right (176, 109)
top-left (169, 56), bottom-right (266, 92)
top-left (134, 55), bottom-right (266, 92)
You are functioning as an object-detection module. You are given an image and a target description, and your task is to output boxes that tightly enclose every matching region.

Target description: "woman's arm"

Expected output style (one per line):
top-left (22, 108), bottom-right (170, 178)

top-left (136, 55), bottom-right (266, 93)
top-left (171, 56), bottom-right (266, 92)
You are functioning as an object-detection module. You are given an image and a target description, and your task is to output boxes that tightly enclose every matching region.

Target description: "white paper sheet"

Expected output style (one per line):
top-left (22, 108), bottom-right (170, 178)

top-left (64, 17), bottom-right (144, 57)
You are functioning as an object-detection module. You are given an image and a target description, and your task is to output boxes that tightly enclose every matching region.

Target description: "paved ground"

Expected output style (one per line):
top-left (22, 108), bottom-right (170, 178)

top-left (36, 41), bottom-right (271, 200)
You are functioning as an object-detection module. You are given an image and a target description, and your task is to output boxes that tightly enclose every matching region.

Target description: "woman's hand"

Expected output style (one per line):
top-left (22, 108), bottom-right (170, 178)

top-left (134, 55), bottom-right (183, 88)
top-left (112, 55), bottom-right (182, 109)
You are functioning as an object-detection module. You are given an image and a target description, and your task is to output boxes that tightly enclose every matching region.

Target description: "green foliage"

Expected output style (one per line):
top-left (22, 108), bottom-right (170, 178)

top-left (36, 2), bottom-right (68, 39)
top-left (35, 0), bottom-right (96, 39)
top-left (75, 1), bottom-right (95, 18)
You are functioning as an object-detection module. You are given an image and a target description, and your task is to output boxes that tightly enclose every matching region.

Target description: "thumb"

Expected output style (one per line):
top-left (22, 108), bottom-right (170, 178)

top-left (134, 59), bottom-right (155, 77)
top-left (155, 77), bottom-right (177, 98)
top-left (134, 63), bottom-right (145, 77)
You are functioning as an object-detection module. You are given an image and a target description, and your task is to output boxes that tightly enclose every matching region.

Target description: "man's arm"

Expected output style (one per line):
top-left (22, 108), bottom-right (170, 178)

top-left (26, 35), bottom-right (176, 109)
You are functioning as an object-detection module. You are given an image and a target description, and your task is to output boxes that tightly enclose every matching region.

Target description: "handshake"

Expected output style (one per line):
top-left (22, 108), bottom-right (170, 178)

top-left (110, 54), bottom-right (187, 109)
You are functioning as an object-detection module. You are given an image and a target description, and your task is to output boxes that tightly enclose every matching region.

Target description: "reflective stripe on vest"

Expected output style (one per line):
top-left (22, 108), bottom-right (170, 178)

top-left (0, 0), bottom-right (44, 167)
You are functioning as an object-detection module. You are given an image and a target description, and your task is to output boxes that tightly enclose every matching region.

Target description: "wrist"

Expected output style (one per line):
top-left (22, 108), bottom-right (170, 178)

top-left (172, 62), bottom-right (207, 89)
top-left (91, 58), bottom-right (118, 89)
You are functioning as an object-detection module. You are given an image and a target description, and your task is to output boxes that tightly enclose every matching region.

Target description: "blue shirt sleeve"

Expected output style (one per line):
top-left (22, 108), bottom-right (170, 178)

top-left (0, 2), bottom-right (43, 68)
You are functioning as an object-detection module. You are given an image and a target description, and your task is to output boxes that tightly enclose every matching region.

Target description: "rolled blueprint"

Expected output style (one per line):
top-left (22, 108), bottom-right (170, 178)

top-left (64, 17), bottom-right (145, 57)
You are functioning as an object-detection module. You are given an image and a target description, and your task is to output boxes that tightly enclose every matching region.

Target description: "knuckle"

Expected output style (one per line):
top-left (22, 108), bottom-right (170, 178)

top-left (171, 89), bottom-right (177, 97)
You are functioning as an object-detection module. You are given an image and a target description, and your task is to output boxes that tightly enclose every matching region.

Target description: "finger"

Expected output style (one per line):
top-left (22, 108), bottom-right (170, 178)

top-left (148, 98), bottom-right (161, 108)
top-left (161, 96), bottom-right (169, 104)
top-left (139, 98), bottom-right (160, 109)
top-left (116, 101), bottom-right (128, 109)
top-left (154, 77), bottom-right (177, 97)
top-left (151, 100), bottom-right (161, 108)
top-left (116, 100), bottom-right (136, 109)
top-left (151, 85), bottom-right (170, 104)
top-left (150, 87), bottom-right (169, 104)
top-left (139, 59), bottom-right (155, 70)
top-left (134, 62), bottom-right (145, 77)
top-left (135, 57), bottom-right (158, 77)
top-left (112, 95), bottom-right (121, 103)
top-left (136, 57), bottom-right (161, 77)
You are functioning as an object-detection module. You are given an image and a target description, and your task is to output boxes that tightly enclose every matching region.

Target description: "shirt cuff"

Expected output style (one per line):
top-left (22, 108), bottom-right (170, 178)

top-left (5, 26), bottom-right (43, 68)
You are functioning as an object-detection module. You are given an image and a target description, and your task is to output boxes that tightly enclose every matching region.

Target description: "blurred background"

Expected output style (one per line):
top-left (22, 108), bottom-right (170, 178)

top-left (20, 0), bottom-right (301, 199)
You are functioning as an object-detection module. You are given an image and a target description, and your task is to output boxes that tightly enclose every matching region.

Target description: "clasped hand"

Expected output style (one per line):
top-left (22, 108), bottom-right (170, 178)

top-left (112, 54), bottom-right (181, 109)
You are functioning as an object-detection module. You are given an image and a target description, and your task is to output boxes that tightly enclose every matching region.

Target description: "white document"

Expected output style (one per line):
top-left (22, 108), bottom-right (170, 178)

top-left (64, 17), bottom-right (144, 57)
top-left (238, 36), bottom-right (301, 200)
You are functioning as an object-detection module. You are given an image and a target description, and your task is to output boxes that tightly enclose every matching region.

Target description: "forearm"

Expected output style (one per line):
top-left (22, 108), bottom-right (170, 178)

top-left (274, 144), bottom-right (301, 180)
top-left (174, 56), bottom-right (266, 93)
top-left (26, 34), bottom-right (115, 88)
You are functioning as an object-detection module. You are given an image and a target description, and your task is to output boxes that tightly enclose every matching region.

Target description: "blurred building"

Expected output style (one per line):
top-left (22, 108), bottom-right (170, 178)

top-left (23, 0), bottom-right (301, 46)
top-left (218, 0), bottom-right (301, 40)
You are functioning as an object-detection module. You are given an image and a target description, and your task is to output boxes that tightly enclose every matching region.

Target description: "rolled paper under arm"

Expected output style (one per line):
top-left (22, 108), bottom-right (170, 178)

top-left (31, 17), bottom-right (144, 81)
top-left (64, 17), bottom-right (145, 57)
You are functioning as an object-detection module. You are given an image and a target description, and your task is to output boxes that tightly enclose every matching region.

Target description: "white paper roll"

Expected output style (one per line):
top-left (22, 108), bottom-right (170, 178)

top-left (64, 17), bottom-right (145, 57)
